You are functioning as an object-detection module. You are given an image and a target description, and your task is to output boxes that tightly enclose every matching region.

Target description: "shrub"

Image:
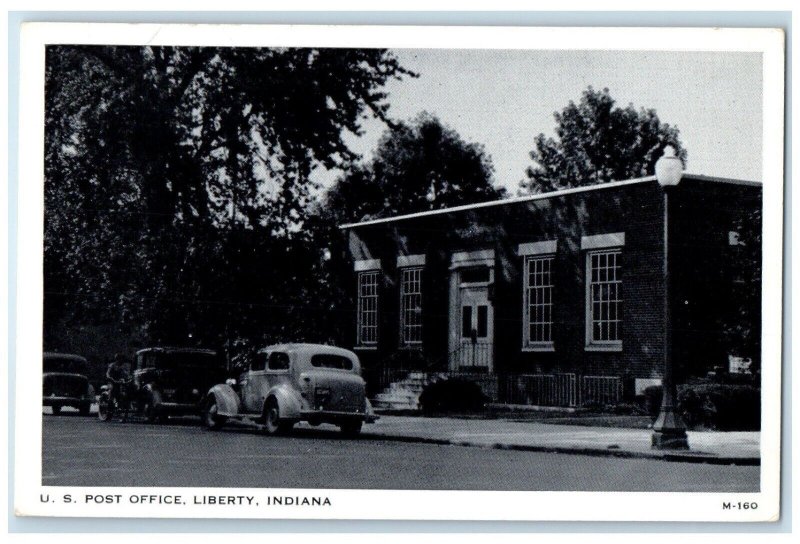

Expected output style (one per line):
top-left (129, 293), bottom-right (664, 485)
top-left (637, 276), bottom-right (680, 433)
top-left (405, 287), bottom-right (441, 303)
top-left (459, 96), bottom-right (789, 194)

top-left (419, 378), bottom-right (489, 414)
top-left (642, 384), bottom-right (760, 431)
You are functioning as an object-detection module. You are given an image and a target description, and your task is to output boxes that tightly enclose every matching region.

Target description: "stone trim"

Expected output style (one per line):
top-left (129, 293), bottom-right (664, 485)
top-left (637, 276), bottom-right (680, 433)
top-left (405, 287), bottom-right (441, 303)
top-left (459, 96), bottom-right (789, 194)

top-left (450, 249), bottom-right (495, 269)
top-left (353, 258), bottom-right (381, 272)
top-left (581, 232), bottom-right (625, 250)
top-left (396, 254), bottom-right (426, 268)
top-left (518, 240), bottom-right (557, 256)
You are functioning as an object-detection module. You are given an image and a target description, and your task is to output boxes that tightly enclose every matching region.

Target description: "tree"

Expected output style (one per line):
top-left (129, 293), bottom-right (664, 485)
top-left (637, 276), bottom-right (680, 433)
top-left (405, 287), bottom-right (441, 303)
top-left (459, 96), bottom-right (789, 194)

top-left (44, 45), bottom-right (414, 351)
top-left (322, 112), bottom-right (505, 225)
top-left (520, 87), bottom-right (687, 194)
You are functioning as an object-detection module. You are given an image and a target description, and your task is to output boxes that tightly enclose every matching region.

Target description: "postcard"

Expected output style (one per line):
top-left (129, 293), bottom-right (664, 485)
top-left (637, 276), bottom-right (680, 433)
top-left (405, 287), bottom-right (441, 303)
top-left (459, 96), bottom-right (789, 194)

top-left (13, 23), bottom-right (784, 521)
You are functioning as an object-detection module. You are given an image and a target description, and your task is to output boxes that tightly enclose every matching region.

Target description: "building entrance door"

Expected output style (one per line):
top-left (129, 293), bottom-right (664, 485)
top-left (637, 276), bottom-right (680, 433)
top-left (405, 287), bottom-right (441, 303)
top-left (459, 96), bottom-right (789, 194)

top-left (457, 286), bottom-right (493, 372)
top-left (452, 275), bottom-right (494, 373)
top-left (448, 251), bottom-right (496, 373)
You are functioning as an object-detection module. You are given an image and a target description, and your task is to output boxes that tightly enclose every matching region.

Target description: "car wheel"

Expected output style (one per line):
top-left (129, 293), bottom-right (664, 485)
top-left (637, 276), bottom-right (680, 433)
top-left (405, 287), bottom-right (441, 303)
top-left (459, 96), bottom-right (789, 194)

top-left (340, 421), bottom-right (362, 438)
top-left (51, 405), bottom-right (61, 416)
top-left (263, 398), bottom-right (287, 436)
top-left (203, 397), bottom-right (226, 430)
top-left (97, 394), bottom-right (113, 422)
top-left (142, 393), bottom-right (160, 424)
top-left (79, 404), bottom-right (91, 417)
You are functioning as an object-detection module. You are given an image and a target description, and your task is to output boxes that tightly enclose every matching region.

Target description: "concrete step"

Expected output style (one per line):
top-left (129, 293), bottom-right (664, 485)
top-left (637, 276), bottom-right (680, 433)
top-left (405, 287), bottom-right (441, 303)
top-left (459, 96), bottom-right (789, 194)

top-left (388, 382), bottom-right (425, 391)
top-left (375, 392), bottom-right (418, 403)
top-left (371, 398), bottom-right (419, 411)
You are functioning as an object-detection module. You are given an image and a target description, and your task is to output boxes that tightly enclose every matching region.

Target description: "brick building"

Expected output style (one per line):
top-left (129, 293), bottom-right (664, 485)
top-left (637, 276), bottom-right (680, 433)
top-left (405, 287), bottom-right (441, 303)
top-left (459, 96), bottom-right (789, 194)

top-left (340, 174), bottom-right (761, 408)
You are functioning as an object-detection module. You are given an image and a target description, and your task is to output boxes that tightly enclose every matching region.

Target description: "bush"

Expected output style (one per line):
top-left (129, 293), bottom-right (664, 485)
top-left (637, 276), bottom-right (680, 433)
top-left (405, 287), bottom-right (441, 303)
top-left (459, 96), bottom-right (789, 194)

top-left (642, 384), bottom-right (760, 431)
top-left (419, 378), bottom-right (489, 414)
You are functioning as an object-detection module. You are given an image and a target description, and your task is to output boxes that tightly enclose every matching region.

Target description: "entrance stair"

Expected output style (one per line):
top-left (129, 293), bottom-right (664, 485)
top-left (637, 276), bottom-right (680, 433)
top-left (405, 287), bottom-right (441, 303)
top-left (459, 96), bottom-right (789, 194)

top-left (372, 372), bottom-right (431, 411)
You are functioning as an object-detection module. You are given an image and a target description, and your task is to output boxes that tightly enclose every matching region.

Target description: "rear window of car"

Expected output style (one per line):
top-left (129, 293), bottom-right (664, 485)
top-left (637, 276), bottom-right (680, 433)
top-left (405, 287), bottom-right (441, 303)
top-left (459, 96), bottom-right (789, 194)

top-left (268, 352), bottom-right (290, 371)
top-left (310, 354), bottom-right (353, 370)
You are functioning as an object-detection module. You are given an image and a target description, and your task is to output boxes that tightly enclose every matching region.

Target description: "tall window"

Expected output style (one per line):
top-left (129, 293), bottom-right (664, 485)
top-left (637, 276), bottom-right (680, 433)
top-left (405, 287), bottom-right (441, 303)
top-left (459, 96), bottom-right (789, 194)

top-left (357, 271), bottom-right (379, 345)
top-left (400, 267), bottom-right (423, 345)
top-left (524, 255), bottom-right (554, 348)
top-left (586, 249), bottom-right (622, 347)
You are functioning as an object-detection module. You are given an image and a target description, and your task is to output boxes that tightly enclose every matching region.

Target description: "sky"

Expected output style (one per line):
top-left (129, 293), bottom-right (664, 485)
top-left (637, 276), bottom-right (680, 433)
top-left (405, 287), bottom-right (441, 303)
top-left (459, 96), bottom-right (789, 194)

top-left (314, 49), bottom-right (763, 194)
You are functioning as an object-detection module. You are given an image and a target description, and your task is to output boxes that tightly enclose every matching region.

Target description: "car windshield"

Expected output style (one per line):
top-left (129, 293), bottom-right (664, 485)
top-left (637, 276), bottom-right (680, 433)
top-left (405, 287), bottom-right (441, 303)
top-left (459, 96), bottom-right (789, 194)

top-left (43, 356), bottom-right (87, 374)
top-left (147, 352), bottom-right (224, 370)
top-left (310, 354), bottom-right (353, 370)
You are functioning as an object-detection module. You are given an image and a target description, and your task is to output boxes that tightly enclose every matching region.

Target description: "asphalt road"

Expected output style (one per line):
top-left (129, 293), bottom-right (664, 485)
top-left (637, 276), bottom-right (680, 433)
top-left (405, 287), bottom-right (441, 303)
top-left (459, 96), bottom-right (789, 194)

top-left (41, 413), bottom-right (759, 492)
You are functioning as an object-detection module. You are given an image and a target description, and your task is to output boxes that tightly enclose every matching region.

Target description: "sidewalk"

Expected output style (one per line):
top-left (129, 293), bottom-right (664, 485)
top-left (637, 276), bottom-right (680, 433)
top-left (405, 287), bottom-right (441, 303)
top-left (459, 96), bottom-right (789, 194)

top-left (358, 415), bottom-right (760, 465)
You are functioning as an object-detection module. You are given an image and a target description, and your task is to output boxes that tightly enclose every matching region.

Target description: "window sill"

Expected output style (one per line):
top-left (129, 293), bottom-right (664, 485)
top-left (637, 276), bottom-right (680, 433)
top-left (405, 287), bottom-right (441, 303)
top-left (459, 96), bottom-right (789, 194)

top-left (585, 344), bottom-right (623, 353)
top-left (398, 345), bottom-right (423, 350)
top-left (521, 345), bottom-right (555, 353)
top-left (354, 345), bottom-right (379, 351)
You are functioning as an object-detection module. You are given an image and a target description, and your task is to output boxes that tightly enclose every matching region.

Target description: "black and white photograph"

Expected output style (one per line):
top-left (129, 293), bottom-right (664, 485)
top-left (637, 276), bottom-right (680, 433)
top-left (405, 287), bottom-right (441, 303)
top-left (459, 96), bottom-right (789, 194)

top-left (13, 23), bottom-right (784, 521)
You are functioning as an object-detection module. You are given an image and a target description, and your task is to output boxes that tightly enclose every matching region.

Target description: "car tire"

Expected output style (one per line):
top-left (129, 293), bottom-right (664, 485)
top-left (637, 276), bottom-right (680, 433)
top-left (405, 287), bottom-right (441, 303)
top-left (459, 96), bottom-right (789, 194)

top-left (79, 404), bottom-right (91, 417)
top-left (340, 421), bottom-right (362, 438)
top-left (51, 405), bottom-right (61, 416)
top-left (263, 398), bottom-right (293, 436)
top-left (203, 397), bottom-right (226, 430)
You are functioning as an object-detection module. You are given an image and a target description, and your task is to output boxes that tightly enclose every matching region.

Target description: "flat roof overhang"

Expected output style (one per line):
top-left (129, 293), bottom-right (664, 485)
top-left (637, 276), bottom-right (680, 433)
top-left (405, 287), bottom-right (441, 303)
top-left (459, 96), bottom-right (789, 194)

top-left (338, 173), bottom-right (760, 230)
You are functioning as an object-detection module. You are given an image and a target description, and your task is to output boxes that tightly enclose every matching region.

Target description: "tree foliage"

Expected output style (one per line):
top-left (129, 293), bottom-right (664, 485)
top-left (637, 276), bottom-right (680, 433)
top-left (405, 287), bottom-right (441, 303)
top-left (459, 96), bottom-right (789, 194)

top-left (44, 45), bottom-right (413, 352)
top-left (322, 112), bottom-right (505, 225)
top-left (521, 87), bottom-right (687, 194)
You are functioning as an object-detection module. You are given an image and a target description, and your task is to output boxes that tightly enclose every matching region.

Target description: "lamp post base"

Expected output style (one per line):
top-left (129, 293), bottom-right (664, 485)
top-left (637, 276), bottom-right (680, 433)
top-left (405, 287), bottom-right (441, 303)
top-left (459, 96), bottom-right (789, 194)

top-left (651, 402), bottom-right (690, 450)
top-left (651, 429), bottom-right (689, 450)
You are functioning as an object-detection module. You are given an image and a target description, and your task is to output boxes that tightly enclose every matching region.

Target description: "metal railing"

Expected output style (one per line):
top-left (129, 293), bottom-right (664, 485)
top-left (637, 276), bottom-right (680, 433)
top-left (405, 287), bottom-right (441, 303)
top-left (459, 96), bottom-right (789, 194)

top-left (499, 373), bottom-right (578, 407)
top-left (581, 375), bottom-right (624, 406)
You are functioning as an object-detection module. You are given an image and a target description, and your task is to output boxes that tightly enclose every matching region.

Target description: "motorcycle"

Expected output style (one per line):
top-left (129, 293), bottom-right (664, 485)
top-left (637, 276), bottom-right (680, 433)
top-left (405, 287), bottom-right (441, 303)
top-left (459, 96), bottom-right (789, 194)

top-left (97, 379), bottom-right (135, 422)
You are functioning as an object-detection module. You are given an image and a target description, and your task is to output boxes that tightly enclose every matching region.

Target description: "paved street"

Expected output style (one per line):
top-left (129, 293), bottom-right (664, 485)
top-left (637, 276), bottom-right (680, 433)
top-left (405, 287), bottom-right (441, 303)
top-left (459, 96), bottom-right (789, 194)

top-left (42, 414), bottom-right (759, 492)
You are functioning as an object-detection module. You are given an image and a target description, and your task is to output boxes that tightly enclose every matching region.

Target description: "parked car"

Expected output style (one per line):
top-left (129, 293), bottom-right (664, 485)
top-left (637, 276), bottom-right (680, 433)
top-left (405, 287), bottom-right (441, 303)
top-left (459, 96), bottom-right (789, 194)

top-left (203, 343), bottom-right (377, 436)
top-left (132, 347), bottom-right (228, 422)
top-left (42, 352), bottom-right (94, 416)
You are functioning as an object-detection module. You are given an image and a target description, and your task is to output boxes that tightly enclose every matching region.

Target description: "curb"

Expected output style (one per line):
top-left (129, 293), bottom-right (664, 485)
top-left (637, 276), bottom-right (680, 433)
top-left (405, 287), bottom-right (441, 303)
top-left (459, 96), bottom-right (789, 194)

top-left (360, 432), bottom-right (760, 466)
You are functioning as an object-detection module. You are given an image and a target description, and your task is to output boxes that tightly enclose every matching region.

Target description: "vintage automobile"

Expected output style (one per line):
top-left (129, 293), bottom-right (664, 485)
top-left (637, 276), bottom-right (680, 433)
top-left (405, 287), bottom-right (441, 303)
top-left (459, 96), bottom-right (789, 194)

top-left (203, 343), bottom-right (377, 436)
top-left (131, 347), bottom-right (229, 422)
top-left (42, 352), bottom-right (95, 416)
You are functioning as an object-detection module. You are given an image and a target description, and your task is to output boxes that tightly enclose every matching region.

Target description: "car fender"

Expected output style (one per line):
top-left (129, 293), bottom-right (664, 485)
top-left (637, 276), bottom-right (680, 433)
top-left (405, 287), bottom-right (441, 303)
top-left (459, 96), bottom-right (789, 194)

top-left (266, 385), bottom-right (302, 420)
top-left (207, 384), bottom-right (242, 416)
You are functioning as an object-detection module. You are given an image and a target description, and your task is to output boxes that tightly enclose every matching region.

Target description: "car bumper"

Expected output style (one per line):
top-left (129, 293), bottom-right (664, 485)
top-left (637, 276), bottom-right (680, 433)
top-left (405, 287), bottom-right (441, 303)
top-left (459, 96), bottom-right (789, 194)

top-left (300, 410), bottom-right (378, 423)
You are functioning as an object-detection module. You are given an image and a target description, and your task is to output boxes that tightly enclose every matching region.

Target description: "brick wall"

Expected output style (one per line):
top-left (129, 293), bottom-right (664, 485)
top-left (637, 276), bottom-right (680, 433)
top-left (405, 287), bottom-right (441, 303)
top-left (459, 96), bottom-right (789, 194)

top-left (345, 177), bottom-right (762, 390)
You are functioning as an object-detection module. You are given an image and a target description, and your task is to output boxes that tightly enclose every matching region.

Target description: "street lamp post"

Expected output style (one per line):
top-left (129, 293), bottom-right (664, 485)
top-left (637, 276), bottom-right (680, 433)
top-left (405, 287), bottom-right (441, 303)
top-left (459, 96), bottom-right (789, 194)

top-left (652, 146), bottom-right (690, 450)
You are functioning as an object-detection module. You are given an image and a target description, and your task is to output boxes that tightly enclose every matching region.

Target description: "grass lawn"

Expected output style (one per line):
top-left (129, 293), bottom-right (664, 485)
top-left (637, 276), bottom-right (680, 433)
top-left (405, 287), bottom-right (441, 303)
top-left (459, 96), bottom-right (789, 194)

top-left (529, 414), bottom-right (654, 429)
top-left (379, 406), bottom-right (657, 429)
